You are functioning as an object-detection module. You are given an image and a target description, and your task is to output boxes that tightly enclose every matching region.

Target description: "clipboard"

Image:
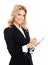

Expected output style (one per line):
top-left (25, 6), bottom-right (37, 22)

top-left (35, 37), bottom-right (45, 47)
top-left (30, 37), bottom-right (45, 52)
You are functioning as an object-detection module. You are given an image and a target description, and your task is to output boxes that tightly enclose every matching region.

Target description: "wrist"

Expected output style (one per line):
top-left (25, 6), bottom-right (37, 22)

top-left (27, 42), bottom-right (31, 48)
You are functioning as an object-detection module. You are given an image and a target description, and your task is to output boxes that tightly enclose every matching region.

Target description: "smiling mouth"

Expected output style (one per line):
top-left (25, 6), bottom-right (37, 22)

top-left (18, 19), bottom-right (23, 22)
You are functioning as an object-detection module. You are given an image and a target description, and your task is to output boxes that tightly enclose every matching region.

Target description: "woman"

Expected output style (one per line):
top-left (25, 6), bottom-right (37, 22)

top-left (4, 5), bottom-right (37, 65)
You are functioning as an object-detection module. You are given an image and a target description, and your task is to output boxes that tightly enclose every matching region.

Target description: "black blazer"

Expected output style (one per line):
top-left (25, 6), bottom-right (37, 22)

top-left (4, 25), bottom-right (33, 65)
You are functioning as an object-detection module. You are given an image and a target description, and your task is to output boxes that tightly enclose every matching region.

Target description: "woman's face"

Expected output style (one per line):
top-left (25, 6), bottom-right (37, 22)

top-left (14, 10), bottom-right (26, 25)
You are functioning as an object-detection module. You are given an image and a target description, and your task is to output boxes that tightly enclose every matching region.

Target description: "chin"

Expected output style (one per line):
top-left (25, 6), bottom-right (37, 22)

top-left (18, 22), bottom-right (22, 25)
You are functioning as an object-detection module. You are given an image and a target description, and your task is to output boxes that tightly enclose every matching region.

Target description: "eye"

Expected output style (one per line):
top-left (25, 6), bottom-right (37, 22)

top-left (23, 15), bottom-right (25, 17)
top-left (18, 14), bottom-right (21, 16)
top-left (18, 14), bottom-right (25, 17)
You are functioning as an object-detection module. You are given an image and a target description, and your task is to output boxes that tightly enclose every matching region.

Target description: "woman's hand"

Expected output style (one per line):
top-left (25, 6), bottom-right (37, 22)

top-left (30, 38), bottom-right (37, 47)
top-left (27, 38), bottom-right (37, 48)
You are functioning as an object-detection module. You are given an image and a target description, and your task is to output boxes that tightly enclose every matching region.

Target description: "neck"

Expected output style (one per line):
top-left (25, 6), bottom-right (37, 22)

top-left (13, 22), bottom-right (21, 28)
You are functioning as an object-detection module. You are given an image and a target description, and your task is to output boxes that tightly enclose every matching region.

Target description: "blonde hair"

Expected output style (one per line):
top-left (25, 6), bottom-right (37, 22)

top-left (8, 5), bottom-right (27, 28)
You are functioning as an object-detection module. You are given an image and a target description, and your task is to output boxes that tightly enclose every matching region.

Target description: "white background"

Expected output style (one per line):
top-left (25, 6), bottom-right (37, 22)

top-left (0, 0), bottom-right (48, 65)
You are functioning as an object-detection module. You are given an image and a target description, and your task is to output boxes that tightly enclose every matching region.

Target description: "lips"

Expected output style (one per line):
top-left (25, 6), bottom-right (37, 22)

top-left (18, 19), bottom-right (23, 22)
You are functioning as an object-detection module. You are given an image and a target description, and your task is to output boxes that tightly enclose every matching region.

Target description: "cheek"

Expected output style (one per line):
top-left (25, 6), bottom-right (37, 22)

top-left (23, 17), bottom-right (25, 21)
top-left (15, 16), bottom-right (18, 21)
top-left (21, 17), bottom-right (25, 21)
top-left (23, 17), bottom-right (25, 20)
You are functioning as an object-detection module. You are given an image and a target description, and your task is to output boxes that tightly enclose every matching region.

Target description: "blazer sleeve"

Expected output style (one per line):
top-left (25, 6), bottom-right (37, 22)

top-left (4, 28), bottom-right (19, 56)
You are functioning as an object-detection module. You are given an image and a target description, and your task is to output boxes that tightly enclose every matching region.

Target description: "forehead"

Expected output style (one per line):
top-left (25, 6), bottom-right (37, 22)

top-left (18, 10), bottom-right (26, 14)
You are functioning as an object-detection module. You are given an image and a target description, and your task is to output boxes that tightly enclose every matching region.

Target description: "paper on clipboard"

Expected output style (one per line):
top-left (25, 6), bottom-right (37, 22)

top-left (35, 37), bottom-right (45, 47)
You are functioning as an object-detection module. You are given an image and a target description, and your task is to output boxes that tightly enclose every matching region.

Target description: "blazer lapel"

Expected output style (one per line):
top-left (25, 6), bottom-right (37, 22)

top-left (12, 25), bottom-right (26, 39)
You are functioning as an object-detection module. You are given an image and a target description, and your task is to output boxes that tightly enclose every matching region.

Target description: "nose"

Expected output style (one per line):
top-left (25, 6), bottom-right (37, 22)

top-left (20, 15), bottom-right (24, 20)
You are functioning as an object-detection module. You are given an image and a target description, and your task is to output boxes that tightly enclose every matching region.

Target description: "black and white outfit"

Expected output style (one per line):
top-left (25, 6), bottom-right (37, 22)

top-left (4, 24), bottom-right (33, 65)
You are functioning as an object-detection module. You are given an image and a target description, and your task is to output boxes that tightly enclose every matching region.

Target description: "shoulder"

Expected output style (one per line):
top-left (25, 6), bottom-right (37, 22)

top-left (4, 26), bottom-right (14, 40)
top-left (4, 26), bottom-right (13, 34)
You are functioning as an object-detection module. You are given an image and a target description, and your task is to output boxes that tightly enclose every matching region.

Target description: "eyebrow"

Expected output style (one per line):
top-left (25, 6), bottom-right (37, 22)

top-left (18, 14), bottom-right (25, 16)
